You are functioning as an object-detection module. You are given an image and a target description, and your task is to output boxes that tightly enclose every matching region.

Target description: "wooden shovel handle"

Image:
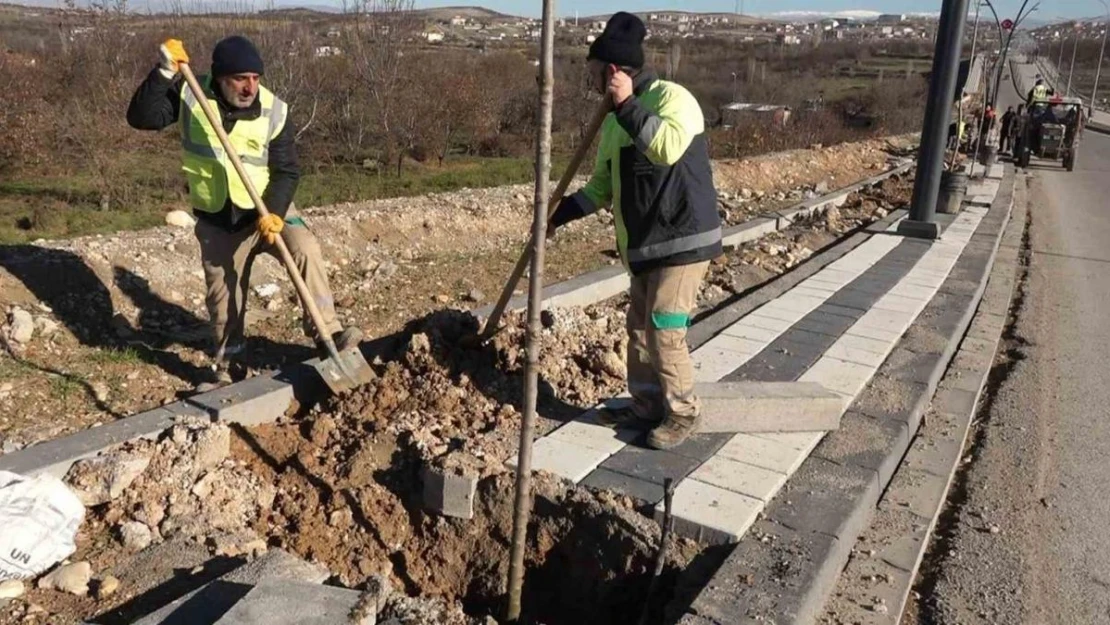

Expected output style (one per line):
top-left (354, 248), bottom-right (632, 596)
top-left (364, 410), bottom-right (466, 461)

top-left (178, 63), bottom-right (338, 352)
top-left (479, 97), bottom-right (612, 341)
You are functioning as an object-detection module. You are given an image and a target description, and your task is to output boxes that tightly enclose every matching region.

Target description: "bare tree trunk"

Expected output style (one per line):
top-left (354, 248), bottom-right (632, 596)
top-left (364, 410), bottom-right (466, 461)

top-left (505, 0), bottom-right (555, 619)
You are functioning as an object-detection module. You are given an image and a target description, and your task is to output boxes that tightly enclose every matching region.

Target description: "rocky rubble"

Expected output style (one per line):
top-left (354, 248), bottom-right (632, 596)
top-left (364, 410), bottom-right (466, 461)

top-left (65, 419), bottom-right (275, 547)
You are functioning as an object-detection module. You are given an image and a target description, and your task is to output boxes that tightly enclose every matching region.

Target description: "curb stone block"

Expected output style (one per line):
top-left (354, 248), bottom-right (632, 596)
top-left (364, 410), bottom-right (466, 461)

top-left (422, 464), bottom-right (478, 520)
top-left (189, 374), bottom-right (295, 426)
top-left (765, 457), bottom-right (880, 542)
top-left (0, 407), bottom-right (177, 479)
top-left (696, 381), bottom-right (844, 433)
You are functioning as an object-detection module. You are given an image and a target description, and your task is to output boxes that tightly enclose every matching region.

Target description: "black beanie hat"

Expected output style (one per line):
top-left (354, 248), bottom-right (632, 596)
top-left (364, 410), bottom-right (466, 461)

top-left (588, 12), bottom-right (646, 69)
top-left (211, 35), bottom-right (264, 78)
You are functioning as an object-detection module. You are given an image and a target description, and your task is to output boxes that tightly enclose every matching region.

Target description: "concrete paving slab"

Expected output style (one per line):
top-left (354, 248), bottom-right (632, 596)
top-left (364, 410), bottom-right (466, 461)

top-left (749, 431), bottom-right (825, 452)
top-left (799, 356), bottom-right (877, 400)
top-left (872, 293), bottom-right (927, 315)
top-left (824, 334), bottom-right (893, 368)
top-left (720, 321), bottom-right (782, 343)
top-left (764, 293), bottom-right (828, 316)
top-left (792, 310), bottom-right (859, 338)
top-left (658, 478), bottom-right (764, 544)
top-left (664, 432), bottom-right (734, 461)
top-left (506, 436), bottom-right (608, 483)
top-left (696, 381), bottom-right (844, 433)
top-left (689, 455), bottom-right (789, 502)
top-left (716, 434), bottom-right (806, 475)
top-left (545, 419), bottom-right (639, 454)
top-left (600, 445), bottom-right (703, 485)
top-left (213, 579), bottom-right (363, 625)
top-left (579, 468), bottom-right (664, 504)
top-left (737, 312), bottom-right (797, 333)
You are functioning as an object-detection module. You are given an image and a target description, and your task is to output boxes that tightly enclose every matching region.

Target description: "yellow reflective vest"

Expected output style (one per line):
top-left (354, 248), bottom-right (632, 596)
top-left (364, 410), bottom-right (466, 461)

top-left (1032, 84), bottom-right (1049, 103)
top-left (179, 75), bottom-right (288, 212)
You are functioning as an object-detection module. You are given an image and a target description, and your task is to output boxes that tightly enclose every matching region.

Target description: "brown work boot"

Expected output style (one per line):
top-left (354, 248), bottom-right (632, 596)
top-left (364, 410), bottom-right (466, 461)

top-left (194, 364), bottom-right (233, 394)
top-left (647, 413), bottom-right (700, 450)
top-left (596, 404), bottom-right (660, 430)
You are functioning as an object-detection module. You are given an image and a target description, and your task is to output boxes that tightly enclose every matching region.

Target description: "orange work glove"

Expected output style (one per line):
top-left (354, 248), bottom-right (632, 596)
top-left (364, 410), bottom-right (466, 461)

top-left (258, 214), bottom-right (284, 245)
top-left (158, 39), bottom-right (189, 77)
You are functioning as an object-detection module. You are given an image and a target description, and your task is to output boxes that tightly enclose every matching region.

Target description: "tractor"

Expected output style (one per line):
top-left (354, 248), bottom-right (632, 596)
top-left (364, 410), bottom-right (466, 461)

top-left (1014, 95), bottom-right (1085, 171)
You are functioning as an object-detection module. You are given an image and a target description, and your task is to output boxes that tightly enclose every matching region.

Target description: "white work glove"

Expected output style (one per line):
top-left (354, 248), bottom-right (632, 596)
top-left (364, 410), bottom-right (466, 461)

top-left (158, 38), bottom-right (189, 80)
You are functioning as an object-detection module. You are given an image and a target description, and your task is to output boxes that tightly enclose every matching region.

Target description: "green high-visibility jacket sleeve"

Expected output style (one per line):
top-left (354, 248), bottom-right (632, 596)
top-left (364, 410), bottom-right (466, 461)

top-left (575, 129), bottom-right (614, 212)
top-left (615, 84), bottom-right (704, 167)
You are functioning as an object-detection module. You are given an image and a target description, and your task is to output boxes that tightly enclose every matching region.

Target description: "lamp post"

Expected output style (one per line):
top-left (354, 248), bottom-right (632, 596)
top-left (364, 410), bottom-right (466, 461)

top-left (1092, 2), bottom-right (1108, 111)
top-left (1067, 22), bottom-right (1080, 95)
top-left (898, 0), bottom-right (970, 240)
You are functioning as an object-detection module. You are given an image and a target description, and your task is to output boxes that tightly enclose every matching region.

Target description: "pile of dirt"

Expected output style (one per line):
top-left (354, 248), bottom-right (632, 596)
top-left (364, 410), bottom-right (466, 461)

top-left (311, 306), bottom-right (627, 478)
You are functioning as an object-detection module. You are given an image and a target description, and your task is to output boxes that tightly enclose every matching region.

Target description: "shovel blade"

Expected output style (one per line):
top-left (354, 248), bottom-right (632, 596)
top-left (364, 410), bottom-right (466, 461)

top-left (312, 347), bottom-right (376, 394)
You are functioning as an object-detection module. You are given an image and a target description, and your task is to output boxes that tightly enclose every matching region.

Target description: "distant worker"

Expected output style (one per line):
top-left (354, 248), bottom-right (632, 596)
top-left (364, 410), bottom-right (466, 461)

top-left (1000, 105), bottom-right (1016, 153)
top-left (126, 36), bottom-right (361, 392)
top-left (548, 12), bottom-right (722, 450)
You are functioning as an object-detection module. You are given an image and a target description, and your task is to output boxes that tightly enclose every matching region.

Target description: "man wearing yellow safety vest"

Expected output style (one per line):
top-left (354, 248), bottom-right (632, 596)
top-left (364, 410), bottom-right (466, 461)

top-left (127, 36), bottom-right (360, 391)
top-left (1027, 78), bottom-right (1051, 107)
top-left (548, 12), bottom-right (723, 450)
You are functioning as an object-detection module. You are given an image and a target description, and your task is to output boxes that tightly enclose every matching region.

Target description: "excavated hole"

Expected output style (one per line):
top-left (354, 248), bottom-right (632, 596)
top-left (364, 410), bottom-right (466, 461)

top-left (221, 308), bottom-right (700, 624)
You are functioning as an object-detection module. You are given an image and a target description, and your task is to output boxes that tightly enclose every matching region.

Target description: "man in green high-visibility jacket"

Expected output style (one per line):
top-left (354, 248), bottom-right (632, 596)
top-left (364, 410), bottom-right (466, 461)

top-left (127, 36), bottom-right (361, 392)
top-left (549, 12), bottom-right (723, 450)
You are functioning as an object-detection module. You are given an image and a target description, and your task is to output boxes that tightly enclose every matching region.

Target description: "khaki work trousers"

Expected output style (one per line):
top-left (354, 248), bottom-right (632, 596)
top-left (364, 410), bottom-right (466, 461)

top-left (194, 207), bottom-right (341, 363)
top-left (626, 261), bottom-right (710, 421)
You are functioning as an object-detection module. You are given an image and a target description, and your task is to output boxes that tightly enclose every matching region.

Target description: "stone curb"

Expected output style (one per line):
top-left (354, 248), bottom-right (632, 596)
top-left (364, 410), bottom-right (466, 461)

top-left (673, 166), bottom-right (1016, 625)
top-left (472, 162), bottom-right (914, 319)
top-left (0, 166), bottom-right (913, 481)
top-left (824, 165), bottom-right (1026, 624)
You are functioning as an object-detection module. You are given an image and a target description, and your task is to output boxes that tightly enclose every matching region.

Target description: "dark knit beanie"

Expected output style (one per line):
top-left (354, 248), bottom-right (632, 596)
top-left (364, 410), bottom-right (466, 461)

top-left (211, 36), bottom-right (264, 78)
top-left (588, 12), bottom-right (646, 69)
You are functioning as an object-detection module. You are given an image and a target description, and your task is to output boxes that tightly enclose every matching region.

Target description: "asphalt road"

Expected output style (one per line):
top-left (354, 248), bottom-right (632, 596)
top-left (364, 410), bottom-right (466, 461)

top-left (920, 64), bottom-right (1110, 624)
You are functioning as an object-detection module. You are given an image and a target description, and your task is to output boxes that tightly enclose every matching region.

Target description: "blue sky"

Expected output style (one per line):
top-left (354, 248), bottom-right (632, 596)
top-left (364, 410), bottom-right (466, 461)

top-left (411, 0), bottom-right (1101, 20)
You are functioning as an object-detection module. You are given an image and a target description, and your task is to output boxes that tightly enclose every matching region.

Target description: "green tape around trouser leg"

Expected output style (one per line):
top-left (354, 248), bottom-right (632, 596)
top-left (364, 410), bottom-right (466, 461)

top-left (284, 216), bottom-right (307, 227)
top-left (651, 310), bottom-right (691, 330)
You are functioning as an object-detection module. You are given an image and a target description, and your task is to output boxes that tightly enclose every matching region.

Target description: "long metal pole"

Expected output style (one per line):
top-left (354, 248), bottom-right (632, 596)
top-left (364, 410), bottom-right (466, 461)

top-left (968, 0), bottom-right (983, 176)
top-left (1067, 25), bottom-right (1080, 95)
top-left (1058, 31), bottom-right (1066, 77)
top-left (1092, 5), bottom-right (1109, 111)
top-left (505, 0), bottom-right (554, 618)
top-left (899, 0), bottom-right (971, 239)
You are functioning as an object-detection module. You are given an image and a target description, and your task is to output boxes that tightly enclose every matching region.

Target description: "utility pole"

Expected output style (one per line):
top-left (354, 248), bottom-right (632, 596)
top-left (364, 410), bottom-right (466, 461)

top-left (1092, 2), bottom-right (1109, 112)
top-left (899, 0), bottom-right (971, 240)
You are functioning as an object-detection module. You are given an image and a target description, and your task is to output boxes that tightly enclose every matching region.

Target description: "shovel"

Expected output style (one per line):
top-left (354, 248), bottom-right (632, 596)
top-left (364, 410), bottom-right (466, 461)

top-left (477, 97), bottom-right (612, 343)
top-left (179, 62), bottom-right (374, 394)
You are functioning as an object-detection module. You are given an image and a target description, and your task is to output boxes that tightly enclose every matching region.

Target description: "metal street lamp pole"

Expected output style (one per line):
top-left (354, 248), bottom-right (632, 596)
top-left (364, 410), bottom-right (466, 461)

top-left (1058, 29), bottom-right (1066, 78)
top-left (968, 0), bottom-right (984, 176)
top-left (1067, 24), bottom-right (1080, 95)
top-left (899, 0), bottom-right (971, 239)
top-left (1091, 1), bottom-right (1109, 112)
